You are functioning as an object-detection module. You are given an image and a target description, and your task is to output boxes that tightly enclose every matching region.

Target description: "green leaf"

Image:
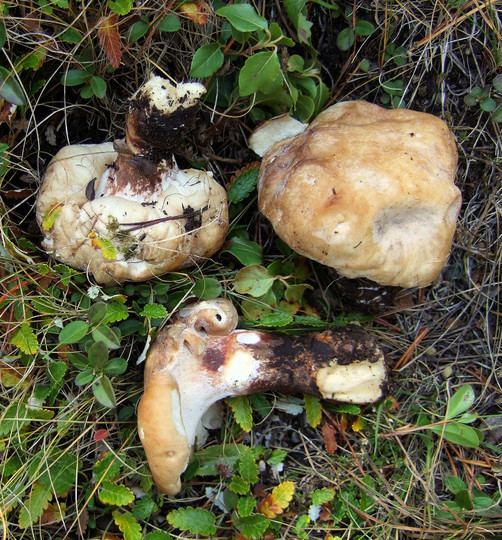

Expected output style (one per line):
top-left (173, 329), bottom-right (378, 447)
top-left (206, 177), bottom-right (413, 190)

top-left (59, 320), bottom-right (90, 344)
top-left (35, 451), bottom-right (80, 495)
top-left (429, 421), bottom-right (480, 448)
top-left (92, 375), bottom-right (117, 408)
top-left (92, 324), bottom-right (120, 349)
top-left (41, 203), bottom-right (62, 231)
top-left (107, 0), bottom-right (133, 16)
top-left (88, 302), bottom-right (108, 324)
top-left (87, 340), bottom-right (109, 370)
top-left (104, 301), bottom-right (129, 323)
top-left (304, 394), bottom-right (322, 428)
top-left (492, 103), bottom-right (502, 122)
top-left (99, 480), bottom-right (134, 505)
top-left (226, 236), bottom-right (263, 265)
top-left (127, 19), bottom-right (149, 42)
top-left (145, 531), bottom-right (173, 540)
top-left (192, 278), bottom-right (222, 300)
top-left (239, 447), bottom-right (259, 484)
top-left (141, 302), bottom-right (168, 319)
top-left (227, 167), bottom-right (259, 204)
top-left (112, 510), bottom-right (143, 540)
top-left (311, 487), bottom-right (335, 505)
top-left (192, 443), bottom-right (250, 476)
top-left (104, 357), bottom-right (128, 376)
top-left (237, 496), bottom-right (257, 517)
top-left (90, 76), bottom-right (106, 98)
top-left (60, 69), bottom-right (90, 87)
top-left (190, 43), bottom-right (224, 78)
top-left (337, 28), bottom-right (355, 51)
top-left (259, 312), bottom-right (294, 327)
top-left (239, 51), bottom-right (282, 97)
top-left (328, 403), bottom-right (361, 415)
top-left (47, 361), bottom-right (66, 383)
top-left (235, 514), bottom-right (270, 539)
top-left (229, 474), bottom-right (250, 495)
top-left (234, 265), bottom-right (275, 297)
top-left (445, 475), bottom-right (467, 494)
top-left (167, 507), bottom-right (217, 536)
top-left (132, 494), bottom-right (158, 520)
top-left (18, 483), bottom-right (52, 529)
top-left (11, 323), bottom-right (39, 354)
top-left (355, 20), bottom-right (375, 36)
top-left (159, 14), bottom-right (181, 32)
top-left (0, 22), bottom-right (6, 49)
top-left (216, 4), bottom-right (268, 32)
top-left (94, 452), bottom-right (122, 483)
top-left (226, 395), bottom-right (253, 431)
top-left (267, 449), bottom-right (287, 465)
top-left (446, 385), bottom-right (475, 419)
top-left (493, 74), bottom-right (502, 92)
top-left (75, 368), bottom-right (96, 386)
top-left (0, 66), bottom-right (26, 106)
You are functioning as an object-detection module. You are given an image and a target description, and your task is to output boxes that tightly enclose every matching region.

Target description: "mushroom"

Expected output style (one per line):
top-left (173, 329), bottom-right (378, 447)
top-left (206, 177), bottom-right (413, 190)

top-left (36, 77), bottom-right (229, 285)
top-left (249, 101), bottom-right (462, 288)
top-left (137, 298), bottom-right (387, 495)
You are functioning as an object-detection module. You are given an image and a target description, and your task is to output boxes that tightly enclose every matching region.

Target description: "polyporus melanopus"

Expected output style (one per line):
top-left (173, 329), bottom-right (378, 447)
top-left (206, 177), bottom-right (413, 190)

top-left (137, 298), bottom-right (387, 495)
top-left (36, 77), bottom-right (228, 285)
top-left (250, 101), bottom-right (462, 288)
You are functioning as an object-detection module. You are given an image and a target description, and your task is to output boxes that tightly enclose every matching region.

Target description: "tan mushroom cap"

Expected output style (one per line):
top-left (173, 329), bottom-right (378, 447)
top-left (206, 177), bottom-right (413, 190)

top-left (256, 101), bottom-right (462, 288)
top-left (36, 144), bottom-right (228, 285)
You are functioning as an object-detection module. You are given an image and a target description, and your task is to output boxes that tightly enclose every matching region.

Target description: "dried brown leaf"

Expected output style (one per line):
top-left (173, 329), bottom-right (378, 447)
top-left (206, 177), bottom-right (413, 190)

top-left (97, 15), bottom-right (122, 69)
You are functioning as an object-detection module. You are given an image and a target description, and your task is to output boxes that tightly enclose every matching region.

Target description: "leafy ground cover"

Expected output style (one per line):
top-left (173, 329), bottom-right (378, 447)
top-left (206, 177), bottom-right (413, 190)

top-left (0, 1), bottom-right (501, 538)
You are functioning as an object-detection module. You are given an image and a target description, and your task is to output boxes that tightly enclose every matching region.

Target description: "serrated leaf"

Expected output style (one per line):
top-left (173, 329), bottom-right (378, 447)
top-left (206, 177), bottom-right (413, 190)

top-left (145, 531), bottom-right (173, 540)
top-left (112, 510), bottom-right (142, 540)
top-left (41, 202), bottom-right (62, 231)
top-left (190, 43), bottom-right (224, 78)
top-left (267, 449), bottom-right (287, 465)
top-left (351, 416), bottom-right (366, 432)
top-left (107, 0), bottom-right (132, 16)
top-left (234, 265), bottom-right (275, 297)
top-left (92, 324), bottom-right (120, 349)
top-left (192, 277), bottom-right (222, 300)
top-left (99, 480), bottom-right (134, 505)
top-left (34, 451), bottom-right (80, 495)
top-left (59, 320), bottom-right (89, 344)
top-left (0, 66), bottom-right (26, 106)
top-left (227, 167), bottom-right (259, 204)
top-left (226, 395), bottom-right (253, 431)
top-left (216, 4), bottom-right (268, 32)
top-left (237, 496), bottom-right (256, 517)
top-left (304, 394), bottom-right (322, 428)
top-left (239, 51), bottom-right (282, 97)
top-left (47, 361), bottom-right (66, 382)
top-left (258, 481), bottom-right (295, 518)
top-left (141, 302), bottom-right (168, 318)
top-left (311, 487), bottom-right (335, 505)
top-left (329, 403), bottom-right (361, 415)
top-left (132, 494), bottom-right (158, 520)
top-left (259, 312), bottom-right (294, 327)
top-left (94, 452), bottom-right (122, 483)
top-left (446, 385), bottom-right (475, 419)
top-left (104, 301), bottom-right (129, 323)
top-left (18, 483), bottom-right (52, 528)
top-left (229, 474), bottom-right (250, 495)
top-left (235, 514), bottom-right (270, 539)
top-left (89, 232), bottom-right (117, 259)
top-left (167, 507), bottom-right (217, 536)
top-left (92, 375), bottom-right (117, 408)
top-left (11, 323), bottom-right (39, 354)
top-left (192, 443), bottom-right (250, 476)
top-left (226, 236), bottom-right (263, 265)
top-left (239, 447), bottom-right (259, 484)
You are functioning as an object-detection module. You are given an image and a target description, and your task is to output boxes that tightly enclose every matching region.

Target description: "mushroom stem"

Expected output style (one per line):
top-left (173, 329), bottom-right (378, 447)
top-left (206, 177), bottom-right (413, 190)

top-left (137, 299), bottom-right (387, 495)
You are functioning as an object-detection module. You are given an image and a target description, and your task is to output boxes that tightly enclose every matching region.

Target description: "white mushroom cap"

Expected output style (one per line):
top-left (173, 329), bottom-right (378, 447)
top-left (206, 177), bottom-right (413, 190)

top-left (36, 144), bottom-right (228, 284)
top-left (137, 298), bottom-right (387, 495)
top-left (255, 101), bottom-right (462, 288)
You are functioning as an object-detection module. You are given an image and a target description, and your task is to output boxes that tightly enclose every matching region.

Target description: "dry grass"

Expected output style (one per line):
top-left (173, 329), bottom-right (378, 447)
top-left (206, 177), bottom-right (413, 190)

top-left (0, 1), bottom-right (501, 539)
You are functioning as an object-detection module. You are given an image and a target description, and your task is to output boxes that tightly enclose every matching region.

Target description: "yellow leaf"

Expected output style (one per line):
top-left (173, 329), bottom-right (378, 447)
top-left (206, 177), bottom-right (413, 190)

top-left (42, 203), bottom-right (62, 231)
top-left (180, 2), bottom-right (209, 24)
top-left (89, 232), bottom-right (117, 260)
top-left (351, 416), bottom-right (366, 432)
top-left (258, 481), bottom-right (295, 518)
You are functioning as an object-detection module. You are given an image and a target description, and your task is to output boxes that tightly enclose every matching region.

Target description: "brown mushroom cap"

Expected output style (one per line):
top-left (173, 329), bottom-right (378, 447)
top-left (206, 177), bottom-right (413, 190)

top-left (256, 101), bottom-right (461, 288)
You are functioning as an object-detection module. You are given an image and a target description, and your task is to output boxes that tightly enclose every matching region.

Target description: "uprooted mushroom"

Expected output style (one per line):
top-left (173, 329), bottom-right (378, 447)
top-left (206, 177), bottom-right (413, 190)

top-left (137, 298), bottom-right (387, 495)
top-left (249, 101), bottom-right (462, 288)
top-left (36, 77), bottom-right (229, 285)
